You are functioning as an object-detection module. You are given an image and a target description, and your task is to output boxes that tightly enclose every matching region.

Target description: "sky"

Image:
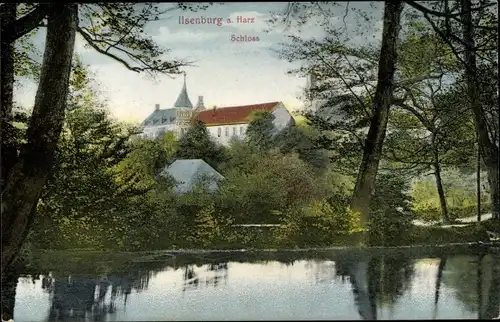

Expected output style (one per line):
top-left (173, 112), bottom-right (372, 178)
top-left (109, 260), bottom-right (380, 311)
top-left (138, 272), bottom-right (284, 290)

top-left (13, 2), bottom-right (384, 124)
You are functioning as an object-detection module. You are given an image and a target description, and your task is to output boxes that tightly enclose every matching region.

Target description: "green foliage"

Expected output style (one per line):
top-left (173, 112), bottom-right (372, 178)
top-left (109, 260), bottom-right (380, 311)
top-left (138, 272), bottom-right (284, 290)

top-left (369, 172), bottom-right (416, 246)
top-left (186, 202), bottom-right (232, 248)
top-left (175, 120), bottom-right (227, 170)
top-left (13, 29), bottom-right (41, 81)
top-left (275, 204), bottom-right (364, 247)
top-left (218, 151), bottom-right (324, 224)
top-left (412, 168), bottom-right (491, 222)
top-left (119, 186), bottom-right (178, 250)
top-left (245, 111), bottom-right (277, 150)
top-left (405, 225), bottom-right (488, 245)
top-left (158, 131), bottom-right (178, 160)
top-left (274, 125), bottom-right (329, 173)
top-left (112, 137), bottom-right (170, 194)
top-left (29, 61), bottom-right (178, 251)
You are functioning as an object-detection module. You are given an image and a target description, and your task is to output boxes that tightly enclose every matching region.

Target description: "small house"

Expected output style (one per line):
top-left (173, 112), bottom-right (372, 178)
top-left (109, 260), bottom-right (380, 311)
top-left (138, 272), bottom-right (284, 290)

top-left (159, 159), bottom-right (224, 194)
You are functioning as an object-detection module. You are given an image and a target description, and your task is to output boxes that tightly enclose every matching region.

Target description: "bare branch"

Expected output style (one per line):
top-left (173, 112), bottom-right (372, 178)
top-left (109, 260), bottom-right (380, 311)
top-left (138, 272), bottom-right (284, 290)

top-left (312, 50), bottom-right (371, 119)
top-left (392, 100), bottom-right (434, 131)
top-left (395, 73), bottom-right (445, 88)
top-left (421, 13), bottom-right (468, 67)
top-left (77, 26), bottom-right (189, 74)
top-left (404, 0), bottom-right (496, 20)
top-left (77, 27), bottom-right (141, 72)
top-left (342, 2), bottom-right (350, 33)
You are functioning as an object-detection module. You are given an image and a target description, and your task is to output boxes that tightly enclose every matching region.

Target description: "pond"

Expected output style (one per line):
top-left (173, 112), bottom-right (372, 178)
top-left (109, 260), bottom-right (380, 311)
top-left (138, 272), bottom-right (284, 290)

top-left (3, 246), bottom-right (500, 321)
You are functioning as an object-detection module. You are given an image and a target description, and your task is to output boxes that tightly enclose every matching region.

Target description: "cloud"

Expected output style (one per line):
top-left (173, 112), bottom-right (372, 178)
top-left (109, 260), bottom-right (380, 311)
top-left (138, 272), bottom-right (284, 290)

top-left (152, 26), bottom-right (220, 44)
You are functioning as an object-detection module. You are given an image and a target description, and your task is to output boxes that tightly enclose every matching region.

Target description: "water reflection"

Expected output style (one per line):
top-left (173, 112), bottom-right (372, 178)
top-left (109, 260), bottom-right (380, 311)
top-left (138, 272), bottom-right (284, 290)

top-left (5, 249), bottom-right (500, 321)
top-left (182, 262), bottom-right (228, 292)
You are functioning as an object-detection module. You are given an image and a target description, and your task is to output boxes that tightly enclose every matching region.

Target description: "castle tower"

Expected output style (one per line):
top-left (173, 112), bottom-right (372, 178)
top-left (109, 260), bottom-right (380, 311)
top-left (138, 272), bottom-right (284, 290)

top-left (174, 72), bottom-right (194, 137)
top-left (306, 70), bottom-right (319, 112)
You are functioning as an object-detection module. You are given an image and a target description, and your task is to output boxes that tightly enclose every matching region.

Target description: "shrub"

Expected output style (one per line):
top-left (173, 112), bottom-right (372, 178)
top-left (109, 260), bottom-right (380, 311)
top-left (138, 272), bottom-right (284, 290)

top-left (370, 172), bottom-right (415, 246)
top-left (275, 201), bottom-right (364, 247)
top-left (186, 202), bottom-right (231, 248)
top-left (218, 151), bottom-right (325, 224)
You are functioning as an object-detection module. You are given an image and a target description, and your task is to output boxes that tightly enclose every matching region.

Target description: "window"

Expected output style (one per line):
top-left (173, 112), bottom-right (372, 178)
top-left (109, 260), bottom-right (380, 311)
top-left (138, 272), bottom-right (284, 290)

top-left (225, 127), bottom-right (229, 136)
top-left (217, 128), bottom-right (221, 137)
top-left (240, 126), bottom-right (244, 135)
top-left (233, 127), bottom-right (236, 136)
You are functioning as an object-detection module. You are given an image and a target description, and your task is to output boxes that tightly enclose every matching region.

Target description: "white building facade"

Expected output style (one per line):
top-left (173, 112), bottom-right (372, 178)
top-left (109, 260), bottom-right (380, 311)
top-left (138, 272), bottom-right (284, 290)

top-left (195, 101), bottom-right (294, 146)
top-left (141, 76), bottom-right (294, 144)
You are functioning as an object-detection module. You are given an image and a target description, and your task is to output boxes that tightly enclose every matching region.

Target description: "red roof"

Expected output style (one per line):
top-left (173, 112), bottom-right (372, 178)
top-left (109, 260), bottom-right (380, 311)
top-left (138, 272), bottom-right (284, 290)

top-left (194, 101), bottom-right (281, 126)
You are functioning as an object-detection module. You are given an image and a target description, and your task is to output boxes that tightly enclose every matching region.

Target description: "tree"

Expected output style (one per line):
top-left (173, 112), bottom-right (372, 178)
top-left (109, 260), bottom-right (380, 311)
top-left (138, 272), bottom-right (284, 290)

top-left (387, 82), bottom-right (477, 224)
top-left (275, 2), bottom-right (416, 230)
top-left (219, 151), bottom-right (323, 224)
top-left (158, 131), bottom-right (179, 162)
top-left (401, 0), bottom-right (499, 219)
top-left (274, 125), bottom-right (329, 173)
top-left (112, 138), bottom-right (171, 195)
top-left (1, 2), bottom-right (210, 277)
top-left (1, 4), bottom-right (78, 278)
top-left (29, 61), bottom-right (180, 251)
top-left (245, 110), bottom-right (277, 150)
top-left (369, 172), bottom-right (415, 245)
top-left (175, 120), bottom-right (226, 170)
top-left (350, 1), bottom-right (406, 229)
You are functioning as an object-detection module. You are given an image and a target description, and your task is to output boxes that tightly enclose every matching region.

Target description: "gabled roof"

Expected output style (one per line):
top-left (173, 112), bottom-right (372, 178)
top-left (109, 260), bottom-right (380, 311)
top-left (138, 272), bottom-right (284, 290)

top-left (160, 159), bottom-right (224, 193)
top-left (142, 108), bottom-right (177, 126)
top-left (173, 73), bottom-right (193, 109)
top-left (194, 101), bottom-right (281, 126)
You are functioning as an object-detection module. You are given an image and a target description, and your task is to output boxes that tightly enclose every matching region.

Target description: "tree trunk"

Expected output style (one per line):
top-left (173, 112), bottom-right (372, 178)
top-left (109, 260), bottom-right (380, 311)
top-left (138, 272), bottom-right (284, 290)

top-left (432, 134), bottom-right (450, 224)
top-left (476, 139), bottom-right (481, 222)
top-left (0, 4), bottom-right (78, 278)
top-left (0, 4), bottom-right (17, 192)
top-left (484, 256), bottom-right (500, 319)
top-left (0, 268), bottom-right (18, 322)
top-left (351, 1), bottom-right (405, 227)
top-left (476, 254), bottom-right (484, 320)
top-left (460, 0), bottom-right (500, 220)
top-left (0, 4), bottom-right (15, 118)
top-left (486, 167), bottom-right (499, 219)
top-left (433, 256), bottom-right (447, 319)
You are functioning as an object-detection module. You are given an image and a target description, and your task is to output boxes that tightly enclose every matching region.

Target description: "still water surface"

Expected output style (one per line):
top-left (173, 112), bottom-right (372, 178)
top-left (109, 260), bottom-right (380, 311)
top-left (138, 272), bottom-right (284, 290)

top-left (7, 247), bottom-right (500, 321)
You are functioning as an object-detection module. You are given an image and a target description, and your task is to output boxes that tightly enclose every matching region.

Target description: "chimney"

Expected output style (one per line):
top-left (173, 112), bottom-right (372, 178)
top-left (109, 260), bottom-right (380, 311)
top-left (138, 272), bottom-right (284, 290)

top-left (155, 103), bottom-right (160, 111)
top-left (212, 105), bottom-right (217, 115)
top-left (196, 96), bottom-right (205, 110)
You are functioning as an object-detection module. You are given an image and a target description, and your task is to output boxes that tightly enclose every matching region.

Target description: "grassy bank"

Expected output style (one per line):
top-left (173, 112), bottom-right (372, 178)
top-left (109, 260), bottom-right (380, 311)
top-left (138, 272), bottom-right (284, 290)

top-left (400, 219), bottom-right (499, 246)
top-left (23, 219), bottom-right (499, 258)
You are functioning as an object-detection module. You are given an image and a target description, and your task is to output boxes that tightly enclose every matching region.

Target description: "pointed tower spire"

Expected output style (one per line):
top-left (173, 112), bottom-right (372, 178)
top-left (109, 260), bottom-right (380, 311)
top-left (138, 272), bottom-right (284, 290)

top-left (174, 71), bottom-right (193, 109)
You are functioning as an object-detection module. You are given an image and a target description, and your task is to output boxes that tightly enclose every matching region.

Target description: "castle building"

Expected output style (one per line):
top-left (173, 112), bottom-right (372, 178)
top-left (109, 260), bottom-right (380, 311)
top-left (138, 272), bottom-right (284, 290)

top-left (306, 71), bottom-right (320, 112)
top-left (194, 101), bottom-right (294, 146)
top-left (141, 73), bottom-right (205, 139)
top-left (141, 74), bottom-right (294, 144)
